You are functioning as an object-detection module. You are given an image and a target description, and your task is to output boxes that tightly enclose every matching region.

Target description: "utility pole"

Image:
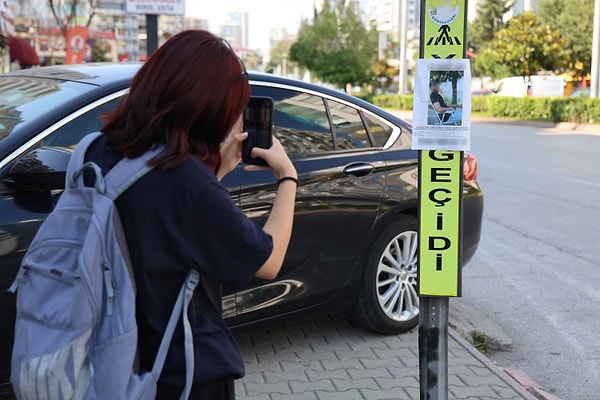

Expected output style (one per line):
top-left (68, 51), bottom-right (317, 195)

top-left (417, 1), bottom-right (469, 399)
top-left (591, 0), bottom-right (600, 98)
top-left (399, 0), bottom-right (409, 94)
top-left (146, 14), bottom-right (158, 56)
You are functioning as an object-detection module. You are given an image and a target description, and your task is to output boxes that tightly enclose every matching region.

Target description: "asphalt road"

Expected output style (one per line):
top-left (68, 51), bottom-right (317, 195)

top-left (463, 122), bottom-right (600, 399)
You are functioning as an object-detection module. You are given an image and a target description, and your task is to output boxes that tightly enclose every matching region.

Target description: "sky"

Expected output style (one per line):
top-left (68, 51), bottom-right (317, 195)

top-left (185, 0), bottom-right (376, 54)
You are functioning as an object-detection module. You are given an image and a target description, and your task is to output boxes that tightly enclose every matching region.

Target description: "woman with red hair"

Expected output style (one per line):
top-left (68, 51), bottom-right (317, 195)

top-left (86, 30), bottom-right (297, 399)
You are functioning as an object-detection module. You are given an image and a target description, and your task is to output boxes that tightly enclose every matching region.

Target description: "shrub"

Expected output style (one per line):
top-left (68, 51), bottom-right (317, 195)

top-left (353, 92), bottom-right (375, 104)
top-left (482, 96), bottom-right (600, 124)
top-left (371, 93), bottom-right (600, 124)
top-left (471, 96), bottom-right (489, 114)
top-left (372, 94), bottom-right (414, 110)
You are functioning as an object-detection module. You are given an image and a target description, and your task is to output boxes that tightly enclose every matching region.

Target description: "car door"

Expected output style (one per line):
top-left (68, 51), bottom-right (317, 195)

top-left (233, 84), bottom-right (387, 324)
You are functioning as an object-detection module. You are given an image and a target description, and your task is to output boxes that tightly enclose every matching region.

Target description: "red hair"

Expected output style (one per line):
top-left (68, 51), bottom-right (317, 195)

top-left (102, 30), bottom-right (251, 172)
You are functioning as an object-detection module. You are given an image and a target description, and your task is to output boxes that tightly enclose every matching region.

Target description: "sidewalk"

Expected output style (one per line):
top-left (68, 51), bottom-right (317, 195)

top-left (234, 314), bottom-right (538, 400)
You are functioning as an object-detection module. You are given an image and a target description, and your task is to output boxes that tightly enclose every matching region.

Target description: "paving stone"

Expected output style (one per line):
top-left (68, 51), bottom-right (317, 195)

top-left (264, 369), bottom-right (309, 384)
top-left (236, 392), bottom-right (269, 400)
top-left (290, 379), bottom-right (336, 393)
top-left (332, 377), bottom-right (379, 391)
top-left (321, 358), bottom-right (364, 371)
top-left (245, 380), bottom-right (291, 396)
top-left (316, 389), bottom-right (364, 400)
top-left (305, 368), bottom-right (351, 381)
top-left (271, 392), bottom-right (318, 400)
top-left (460, 373), bottom-right (511, 388)
top-left (360, 356), bottom-right (406, 370)
top-left (375, 375), bottom-right (420, 390)
top-left (449, 384), bottom-right (503, 398)
top-left (347, 367), bottom-right (393, 380)
top-left (244, 360), bottom-right (283, 373)
top-left (279, 359), bottom-right (324, 373)
top-left (241, 370), bottom-right (265, 384)
top-left (372, 346), bottom-right (416, 360)
top-left (236, 316), bottom-right (532, 400)
top-left (334, 348), bottom-right (378, 360)
top-left (361, 387), bottom-right (418, 400)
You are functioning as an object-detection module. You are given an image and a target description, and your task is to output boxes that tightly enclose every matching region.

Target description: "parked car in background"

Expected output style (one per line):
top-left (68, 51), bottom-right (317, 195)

top-left (0, 64), bottom-right (484, 393)
top-left (495, 75), bottom-right (565, 97)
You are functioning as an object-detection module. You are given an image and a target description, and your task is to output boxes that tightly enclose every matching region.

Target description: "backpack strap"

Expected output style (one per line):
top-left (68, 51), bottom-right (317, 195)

top-left (66, 132), bottom-right (103, 190)
top-left (103, 144), bottom-right (197, 398)
top-left (66, 132), bottom-right (102, 176)
top-left (103, 144), bottom-right (165, 201)
top-left (151, 269), bottom-right (200, 399)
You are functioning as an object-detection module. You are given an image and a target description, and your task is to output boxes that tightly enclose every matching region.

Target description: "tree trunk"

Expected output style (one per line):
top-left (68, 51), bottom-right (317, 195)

top-left (451, 72), bottom-right (459, 105)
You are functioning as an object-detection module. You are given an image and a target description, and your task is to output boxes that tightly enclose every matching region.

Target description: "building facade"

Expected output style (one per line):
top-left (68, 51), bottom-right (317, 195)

top-left (220, 11), bottom-right (248, 50)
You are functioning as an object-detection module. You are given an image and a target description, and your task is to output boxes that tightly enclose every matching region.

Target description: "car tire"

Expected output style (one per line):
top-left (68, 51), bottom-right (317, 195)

top-left (352, 215), bottom-right (419, 334)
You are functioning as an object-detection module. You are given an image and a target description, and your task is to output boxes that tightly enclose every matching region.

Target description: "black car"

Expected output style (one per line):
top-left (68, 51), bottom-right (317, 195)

top-left (0, 64), bottom-right (483, 392)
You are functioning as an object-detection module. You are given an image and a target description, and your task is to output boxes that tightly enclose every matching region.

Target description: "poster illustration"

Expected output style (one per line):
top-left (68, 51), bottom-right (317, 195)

top-left (412, 58), bottom-right (471, 151)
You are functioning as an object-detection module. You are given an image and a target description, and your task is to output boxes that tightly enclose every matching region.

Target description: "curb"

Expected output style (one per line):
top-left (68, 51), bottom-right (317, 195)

top-left (449, 328), bottom-right (539, 400)
top-left (504, 369), bottom-right (562, 400)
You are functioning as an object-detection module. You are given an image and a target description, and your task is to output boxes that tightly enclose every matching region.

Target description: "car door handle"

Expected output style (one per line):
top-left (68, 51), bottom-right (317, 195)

top-left (343, 163), bottom-right (375, 177)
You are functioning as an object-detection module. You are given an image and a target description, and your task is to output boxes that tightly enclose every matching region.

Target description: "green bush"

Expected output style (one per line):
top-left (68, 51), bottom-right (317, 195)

top-left (486, 96), bottom-right (600, 123)
top-left (471, 96), bottom-right (489, 114)
top-left (372, 94), bottom-right (414, 110)
top-left (371, 93), bottom-right (600, 124)
top-left (353, 92), bottom-right (375, 104)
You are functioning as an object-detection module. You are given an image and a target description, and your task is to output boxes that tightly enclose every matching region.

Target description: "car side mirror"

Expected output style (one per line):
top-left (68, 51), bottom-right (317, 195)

top-left (6, 147), bottom-right (71, 191)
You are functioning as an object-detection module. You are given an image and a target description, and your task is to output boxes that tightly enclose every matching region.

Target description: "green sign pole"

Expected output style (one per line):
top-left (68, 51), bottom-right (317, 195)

top-left (417, 1), bottom-right (468, 399)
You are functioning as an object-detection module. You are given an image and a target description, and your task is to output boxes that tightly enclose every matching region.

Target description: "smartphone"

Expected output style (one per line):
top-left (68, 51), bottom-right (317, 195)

top-left (242, 96), bottom-right (274, 166)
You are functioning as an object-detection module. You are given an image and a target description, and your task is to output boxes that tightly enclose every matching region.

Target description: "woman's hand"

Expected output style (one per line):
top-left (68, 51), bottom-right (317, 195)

top-left (246, 137), bottom-right (297, 180)
top-left (217, 130), bottom-right (247, 181)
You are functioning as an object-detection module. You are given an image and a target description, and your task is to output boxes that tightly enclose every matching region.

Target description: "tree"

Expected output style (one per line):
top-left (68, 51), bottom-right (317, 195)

top-left (244, 50), bottom-right (263, 71)
top-left (479, 12), bottom-right (568, 79)
top-left (49, 0), bottom-right (97, 39)
top-left (467, 0), bottom-right (514, 54)
top-left (539, 0), bottom-right (594, 79)
top-left (431, 71), bottom-right (465, 105)
top-left (268, 39), bottom-right (293, 74)
top-left (91, 39), bottom-right (109, 62)
top-left (370, 59), bottom-right (398, 92)
top-left (289, 0), bottom-right (377, 89)
top-left (467, 0), bottom-right (514, 76)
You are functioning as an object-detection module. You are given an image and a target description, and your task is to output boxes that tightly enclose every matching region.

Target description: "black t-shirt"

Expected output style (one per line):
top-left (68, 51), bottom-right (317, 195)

top-left (85, 135), bottom-right (274, 386)
top-left (430, 92), bottom-right (448, 110)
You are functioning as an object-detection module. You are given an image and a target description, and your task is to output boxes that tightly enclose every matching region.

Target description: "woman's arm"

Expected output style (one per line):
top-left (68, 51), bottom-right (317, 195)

top-left (247, 138), bottom-right (297, 280)
top-left (433, 101), bottom-right (454, 113)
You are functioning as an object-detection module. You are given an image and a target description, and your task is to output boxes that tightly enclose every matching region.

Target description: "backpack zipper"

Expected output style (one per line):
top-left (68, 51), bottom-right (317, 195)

top-left (102, 263), bottom-right (115, 316)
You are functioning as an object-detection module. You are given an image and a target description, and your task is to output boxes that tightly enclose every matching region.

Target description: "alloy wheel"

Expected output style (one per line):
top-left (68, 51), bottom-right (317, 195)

top-left (375, 230), bottom-right (419, 322)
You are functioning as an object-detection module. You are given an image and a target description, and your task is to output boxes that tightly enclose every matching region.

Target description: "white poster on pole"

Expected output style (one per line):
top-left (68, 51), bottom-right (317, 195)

top-left (126, 0), bottom-right (185, 15)
top-left (412, 58), bottom-right (471, 151)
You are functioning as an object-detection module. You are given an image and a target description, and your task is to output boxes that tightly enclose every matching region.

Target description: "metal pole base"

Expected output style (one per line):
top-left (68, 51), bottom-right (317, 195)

top-left (419, 296), bottom-right (449, 400)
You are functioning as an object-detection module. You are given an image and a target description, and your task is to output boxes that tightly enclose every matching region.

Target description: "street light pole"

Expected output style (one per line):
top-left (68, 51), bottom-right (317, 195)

top-left (591, 0), bottom-right (600, 98)
top-left (399, 0), bottom-right (409, 94)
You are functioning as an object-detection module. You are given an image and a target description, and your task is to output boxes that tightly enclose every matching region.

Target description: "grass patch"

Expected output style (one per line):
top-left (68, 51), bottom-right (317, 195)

top-left (465, 330), bottom-right (493, 354)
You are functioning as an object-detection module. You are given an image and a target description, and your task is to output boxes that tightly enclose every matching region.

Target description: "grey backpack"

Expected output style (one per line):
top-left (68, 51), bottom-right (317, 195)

top-left (9, 132), bottom-right (198, 399)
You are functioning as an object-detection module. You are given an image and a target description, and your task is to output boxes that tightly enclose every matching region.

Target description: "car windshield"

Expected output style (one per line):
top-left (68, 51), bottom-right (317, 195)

top-left (0, 76), bottom-right (92, 141)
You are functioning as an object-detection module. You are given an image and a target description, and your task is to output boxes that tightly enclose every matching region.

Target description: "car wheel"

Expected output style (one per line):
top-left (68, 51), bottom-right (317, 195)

top-left (352, 215), bottom-right (419, 334)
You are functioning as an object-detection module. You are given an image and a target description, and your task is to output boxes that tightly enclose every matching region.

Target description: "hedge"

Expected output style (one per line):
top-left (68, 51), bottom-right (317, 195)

top-left (368, 94), bottom-right (600, 124)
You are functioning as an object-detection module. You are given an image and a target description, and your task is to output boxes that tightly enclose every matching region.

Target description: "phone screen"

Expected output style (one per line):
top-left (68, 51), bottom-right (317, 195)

top-left (242, 97), bottom-right (274, 165)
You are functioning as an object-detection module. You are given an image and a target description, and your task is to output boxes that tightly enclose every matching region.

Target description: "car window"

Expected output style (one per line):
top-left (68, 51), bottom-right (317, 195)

top-left (41, 97), bottom-right (121, 149)
top-left (251, 86), bottom-right (334, 154)
top-left (0, 77), bottom-right (94, 141)
top-left (363, 112), bottom-right (394, 147)
top-left (326, 99), bottom-right (371, 150)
